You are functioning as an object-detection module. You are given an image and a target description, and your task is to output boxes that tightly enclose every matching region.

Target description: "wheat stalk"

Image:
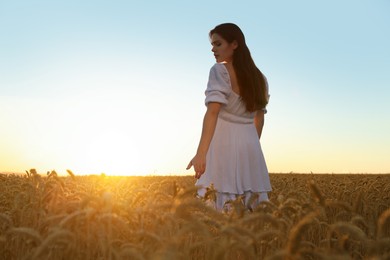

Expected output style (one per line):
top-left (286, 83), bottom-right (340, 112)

top-left (377, 207), bottom-right (390, 239)
top-left (0, 213), bottom-right (12, 231)
top-left (32, 228), bottom-right (74, 259)
top-left (286, 211), bottom-right (319, 255)
top-left (7, 227), bottom-right (42, 246)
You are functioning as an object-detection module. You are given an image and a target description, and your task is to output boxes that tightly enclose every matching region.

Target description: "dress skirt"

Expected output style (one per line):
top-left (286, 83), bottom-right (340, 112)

top-left (196, 117), bottom-right (272, 210)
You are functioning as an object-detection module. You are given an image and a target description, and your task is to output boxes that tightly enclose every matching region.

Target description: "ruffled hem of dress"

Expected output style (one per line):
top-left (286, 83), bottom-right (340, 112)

top-left (197, 187), bottom-right (270, 212)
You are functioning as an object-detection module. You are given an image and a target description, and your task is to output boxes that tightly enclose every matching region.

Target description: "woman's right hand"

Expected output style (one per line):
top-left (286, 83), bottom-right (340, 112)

top-left (186, 153), bottom-right (206, 179)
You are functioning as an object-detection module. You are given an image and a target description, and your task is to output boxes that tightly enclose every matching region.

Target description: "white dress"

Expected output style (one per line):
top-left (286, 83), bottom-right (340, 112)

top-left (196, 63), bottom-right (272, 211)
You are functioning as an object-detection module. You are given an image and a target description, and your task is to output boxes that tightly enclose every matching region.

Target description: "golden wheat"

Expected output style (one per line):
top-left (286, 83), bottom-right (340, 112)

top-left (0, 172), bottom-right (389, 259)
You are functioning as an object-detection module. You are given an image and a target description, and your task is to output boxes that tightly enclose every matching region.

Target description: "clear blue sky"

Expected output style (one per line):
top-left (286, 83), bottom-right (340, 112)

top-left (0, 0), bottom-right (389, 175)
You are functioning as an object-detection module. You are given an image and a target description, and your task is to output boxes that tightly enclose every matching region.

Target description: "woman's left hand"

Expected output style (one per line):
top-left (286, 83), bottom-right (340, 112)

top-left (186, 153), bottom-right (206, 179)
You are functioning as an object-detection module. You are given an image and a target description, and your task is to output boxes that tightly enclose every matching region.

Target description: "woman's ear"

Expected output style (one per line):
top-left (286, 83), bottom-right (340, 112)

top-left (232, 40), bottom-right (238, 50)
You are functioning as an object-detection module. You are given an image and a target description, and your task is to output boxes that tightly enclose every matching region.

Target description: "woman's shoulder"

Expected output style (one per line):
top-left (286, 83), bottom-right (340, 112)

top-left (205, 63), bottom-right (231, 104)
top-left (209, 63), bottom-right (229, 81)
top-left (210, 62), bottom-right (227, 72)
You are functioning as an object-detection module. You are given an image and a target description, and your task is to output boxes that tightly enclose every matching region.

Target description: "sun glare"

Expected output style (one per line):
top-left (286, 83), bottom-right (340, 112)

top-left (0, 91), bottom-right (168, 176)
top-left (69, 130), bottom-right (149, 176)
top-left (61, 107), bottom-right (159, 176)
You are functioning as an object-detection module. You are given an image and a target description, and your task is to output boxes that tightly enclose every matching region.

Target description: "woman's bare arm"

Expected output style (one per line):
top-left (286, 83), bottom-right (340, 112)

top-left (187, 102), bottom-right (221, 178)
top-left (254, 110), bottom-right (265, 139)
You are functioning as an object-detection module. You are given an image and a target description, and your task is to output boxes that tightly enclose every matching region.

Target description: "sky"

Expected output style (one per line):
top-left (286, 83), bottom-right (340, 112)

top-left (0, 0), bottom-right (389, 176)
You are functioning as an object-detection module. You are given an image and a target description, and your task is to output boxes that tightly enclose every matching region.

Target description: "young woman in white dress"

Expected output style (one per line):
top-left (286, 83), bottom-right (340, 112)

top-left (187, 23), bottom-right (272, 211)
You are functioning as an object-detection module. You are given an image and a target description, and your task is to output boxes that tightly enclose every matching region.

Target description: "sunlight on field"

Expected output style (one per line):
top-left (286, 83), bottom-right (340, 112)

top-left (0, 172), bottom-right (389, 259)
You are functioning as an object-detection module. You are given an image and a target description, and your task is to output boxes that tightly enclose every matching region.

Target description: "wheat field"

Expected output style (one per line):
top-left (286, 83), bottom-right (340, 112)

top-left (0, 170), bottom-right (389, 259)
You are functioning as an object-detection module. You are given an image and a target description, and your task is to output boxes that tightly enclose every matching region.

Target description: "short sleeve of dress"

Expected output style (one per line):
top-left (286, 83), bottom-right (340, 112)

top-left (205, 64), bottom-right (231, 105)
top-left (262, 75), bottom-right (270, 114)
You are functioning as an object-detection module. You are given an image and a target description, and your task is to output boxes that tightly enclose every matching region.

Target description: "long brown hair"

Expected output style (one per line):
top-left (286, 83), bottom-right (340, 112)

top-left (210, 23), bottom-right (268, 112)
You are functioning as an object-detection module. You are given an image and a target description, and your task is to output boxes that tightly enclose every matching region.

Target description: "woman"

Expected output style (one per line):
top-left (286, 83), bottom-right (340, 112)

top-left (186, 23), bottom-right (272, 211)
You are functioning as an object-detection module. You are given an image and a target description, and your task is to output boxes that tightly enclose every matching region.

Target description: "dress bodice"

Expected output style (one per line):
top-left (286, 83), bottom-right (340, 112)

top-left (204, 63), bottom-right (266, 124)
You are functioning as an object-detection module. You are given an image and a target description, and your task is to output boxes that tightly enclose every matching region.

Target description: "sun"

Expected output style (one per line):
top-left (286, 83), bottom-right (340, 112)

top-left (67, 127), bottom-right (151, 176)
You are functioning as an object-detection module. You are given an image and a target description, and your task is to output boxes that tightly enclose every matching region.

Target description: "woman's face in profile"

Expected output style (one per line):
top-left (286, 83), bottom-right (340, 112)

top-left (210, 33), bottom-right (237, 63)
